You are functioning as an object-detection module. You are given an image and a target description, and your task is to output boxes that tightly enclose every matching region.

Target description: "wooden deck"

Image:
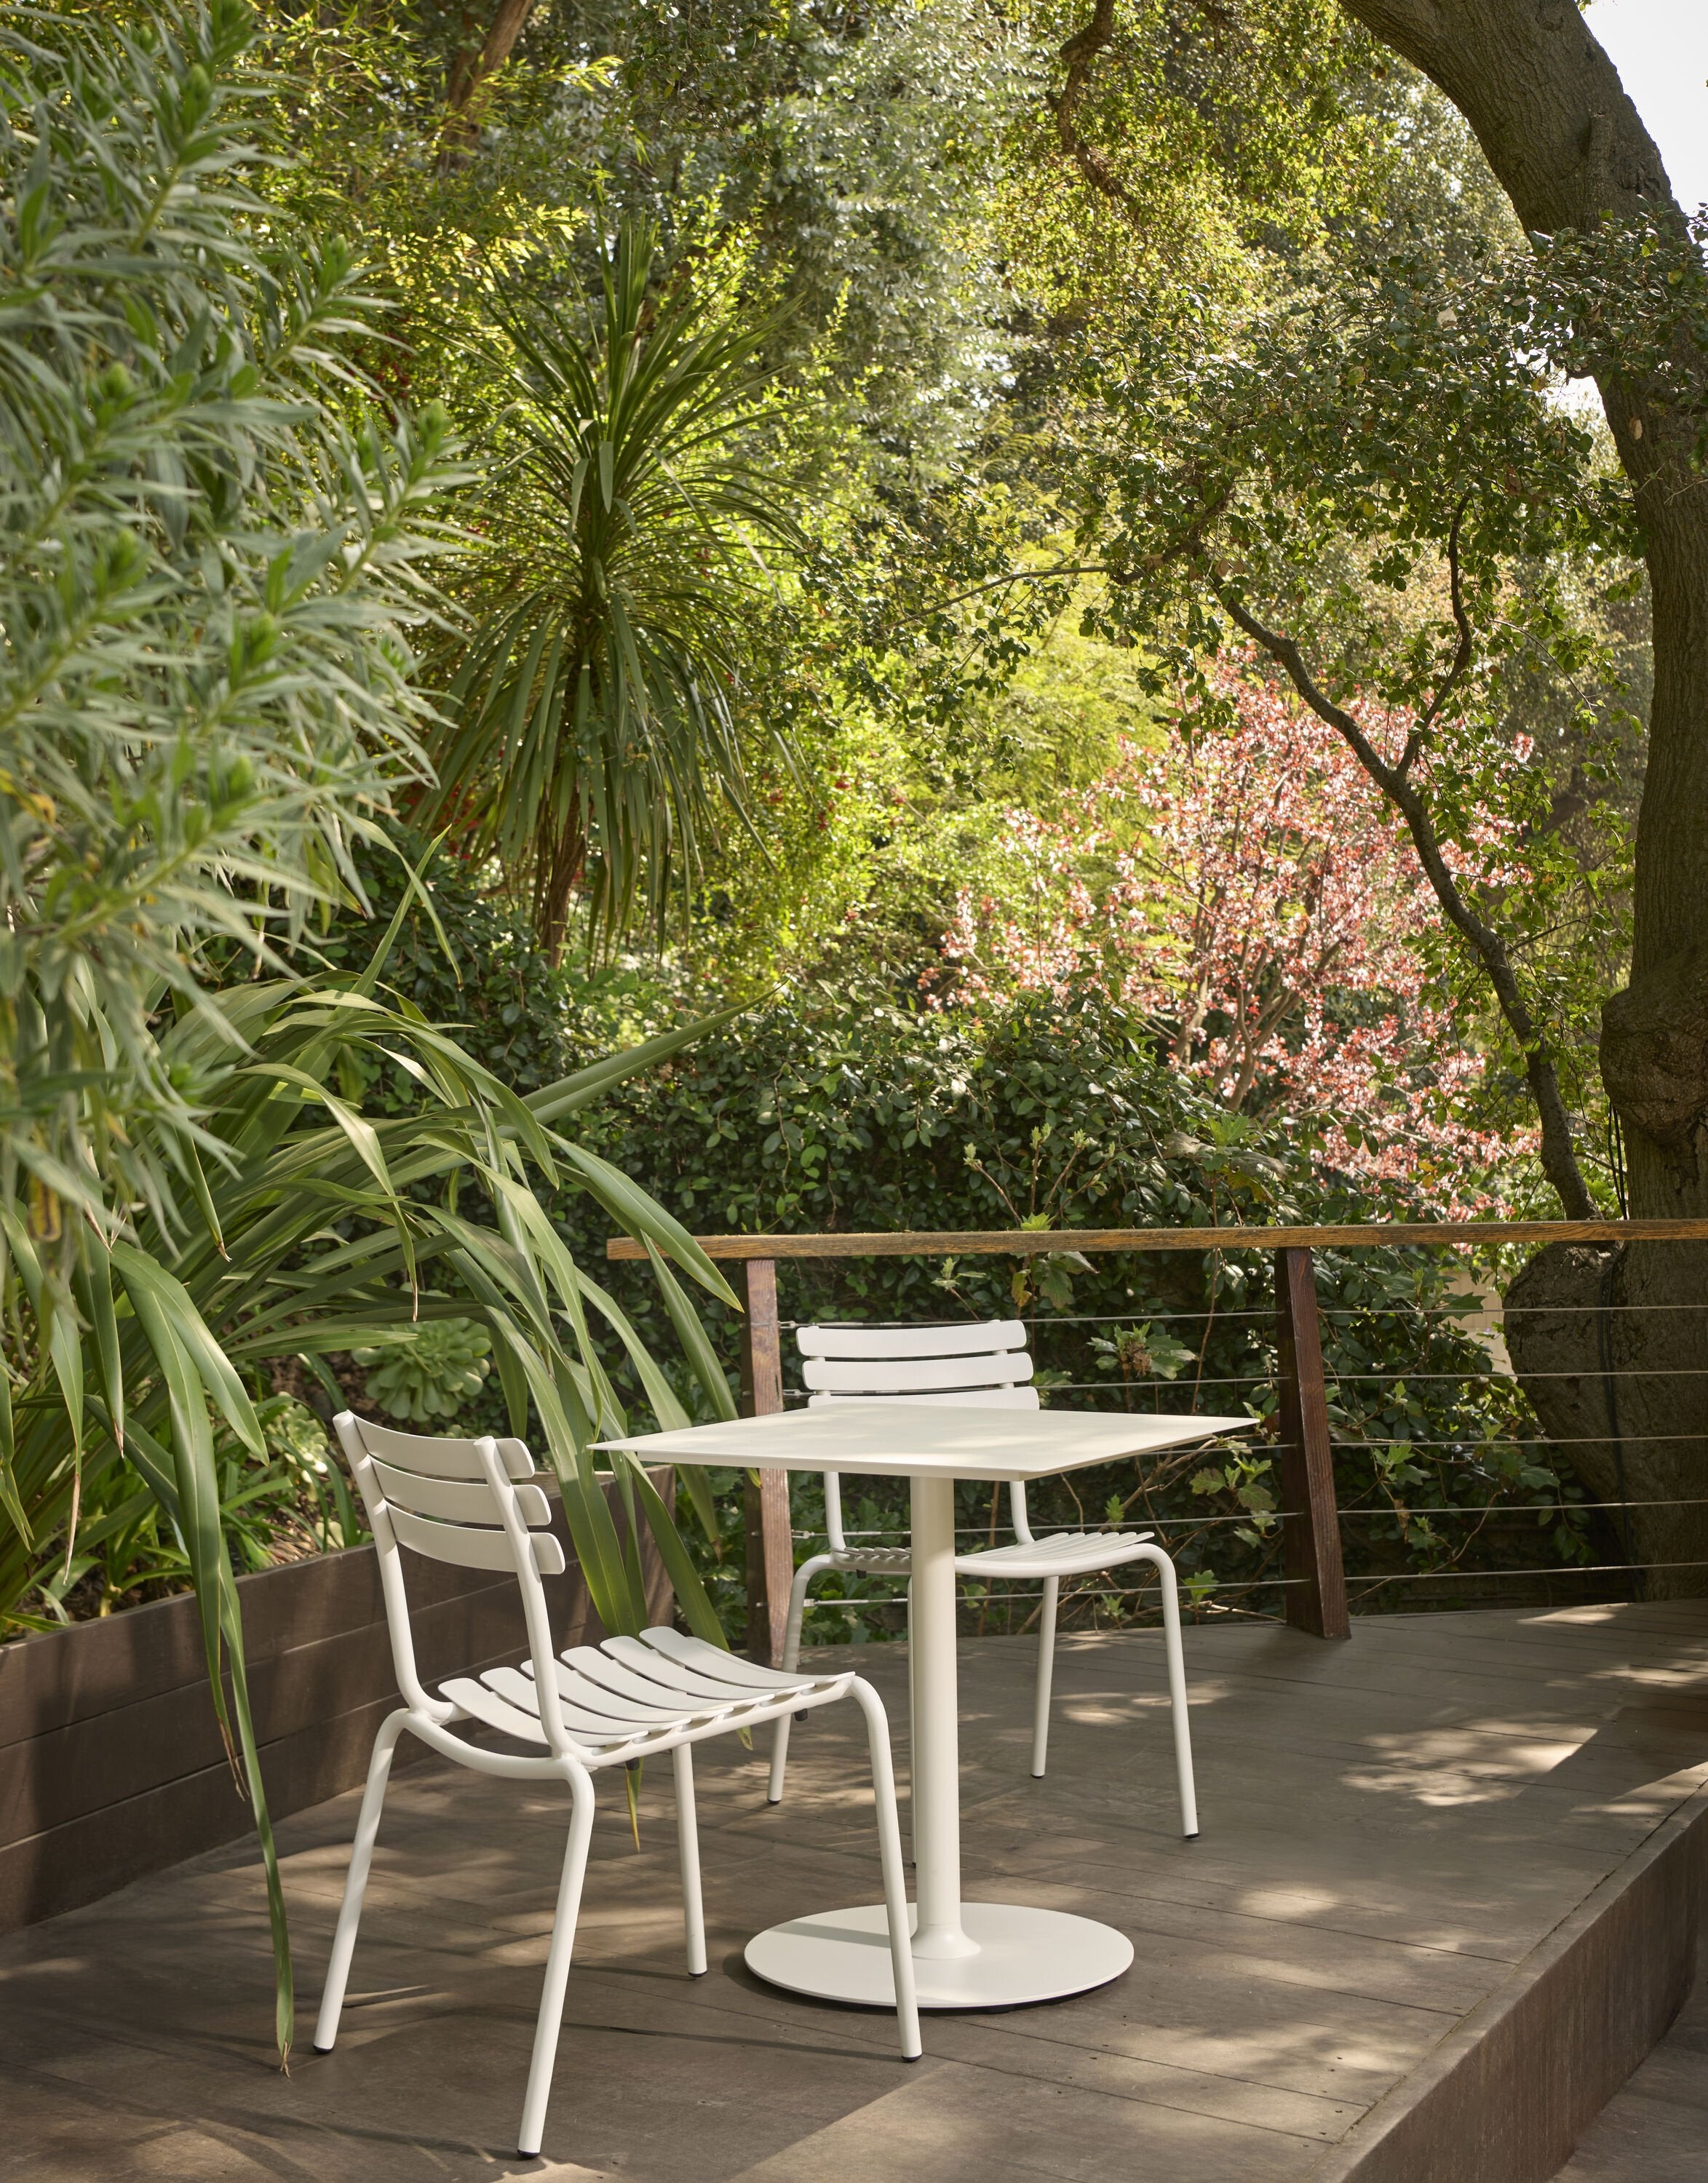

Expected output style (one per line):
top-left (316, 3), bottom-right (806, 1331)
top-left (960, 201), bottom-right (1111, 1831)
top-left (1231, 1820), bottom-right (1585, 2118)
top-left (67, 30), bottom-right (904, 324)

top-left (3, 1602), bottom-right (1707, 2182)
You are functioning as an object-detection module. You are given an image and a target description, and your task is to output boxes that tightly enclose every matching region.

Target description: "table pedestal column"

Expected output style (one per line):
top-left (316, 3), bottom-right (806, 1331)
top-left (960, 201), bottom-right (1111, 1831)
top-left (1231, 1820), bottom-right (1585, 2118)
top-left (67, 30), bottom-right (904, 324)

top-left (743, 1463), bottom-right (1137, 2011)
top-left (908, 1472), bottom-right (979, 1958)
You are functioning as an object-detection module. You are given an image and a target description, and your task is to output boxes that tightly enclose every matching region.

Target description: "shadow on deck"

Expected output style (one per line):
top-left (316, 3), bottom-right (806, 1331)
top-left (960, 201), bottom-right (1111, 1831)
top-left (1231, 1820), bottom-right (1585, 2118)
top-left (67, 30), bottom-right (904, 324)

top-left (3, 1602), bottom-right (1707, 2183)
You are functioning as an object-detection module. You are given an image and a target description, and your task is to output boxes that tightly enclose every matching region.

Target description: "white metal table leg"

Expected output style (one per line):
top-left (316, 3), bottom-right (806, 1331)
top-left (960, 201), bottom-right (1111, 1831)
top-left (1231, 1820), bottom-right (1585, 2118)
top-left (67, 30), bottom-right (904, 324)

top-left (744, 1462), bottom-right (1136, 2011)
top-left (907, 1471), bottom-right (976, 1960)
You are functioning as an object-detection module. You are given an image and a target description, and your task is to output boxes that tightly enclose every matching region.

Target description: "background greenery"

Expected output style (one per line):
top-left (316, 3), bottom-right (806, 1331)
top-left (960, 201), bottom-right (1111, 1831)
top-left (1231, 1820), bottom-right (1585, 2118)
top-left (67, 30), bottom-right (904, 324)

top-left (294, 838), bottom-right (1610, 1645)
top-left (3, 0), bottom-right (1680, 2058)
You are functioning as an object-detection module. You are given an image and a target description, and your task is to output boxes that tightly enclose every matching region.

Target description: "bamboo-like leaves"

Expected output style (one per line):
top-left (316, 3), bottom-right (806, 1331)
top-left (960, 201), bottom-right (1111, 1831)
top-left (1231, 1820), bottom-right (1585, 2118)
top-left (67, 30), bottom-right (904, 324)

top-left (2, 971), bottom-right (741, 2067)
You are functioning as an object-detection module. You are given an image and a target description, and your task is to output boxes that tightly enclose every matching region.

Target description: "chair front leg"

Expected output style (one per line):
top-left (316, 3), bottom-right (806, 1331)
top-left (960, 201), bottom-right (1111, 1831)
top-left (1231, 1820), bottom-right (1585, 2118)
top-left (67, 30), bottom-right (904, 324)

top-left (672, 1743), bottom-right (707, 1975)
top-left (517, 1762), bottom-right (596, 2161)
top-left (848, 1680), bottom-right (922, 2061)
top-left (1133, 1544), bottom-right (1199, 1839)
top-left (1030, 1575), bottom-right (1060, 1778)
top-left (314, 1707), bottom-right (410, 2053)
top-left (767, 1553), bottom-right (833, 1805)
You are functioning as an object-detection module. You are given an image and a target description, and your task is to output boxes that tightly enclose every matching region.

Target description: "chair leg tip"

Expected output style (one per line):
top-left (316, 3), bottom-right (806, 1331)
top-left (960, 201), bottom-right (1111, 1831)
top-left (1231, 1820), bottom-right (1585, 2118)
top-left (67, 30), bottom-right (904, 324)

top-left (311, 2043), bottom-right (334, 2055)
top-left (1183, 1830), bottom-right (1199, 1842)
top-left (766, 1794), bottom-right (782, 1806)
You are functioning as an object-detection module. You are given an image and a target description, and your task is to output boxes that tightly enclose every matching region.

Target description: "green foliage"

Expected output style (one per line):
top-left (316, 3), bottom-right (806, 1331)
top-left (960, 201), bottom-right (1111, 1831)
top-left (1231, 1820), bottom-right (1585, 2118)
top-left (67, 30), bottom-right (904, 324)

top-left (0, 3), bottom-right (747, 2069)
top-left (424, 220), bottom-right (808, 954)
top-left (1060, 234), bottom-right (1641, 1186)
top-left (2, 939), bottom-right (742, 2046)
top-left (554, 987), bottom-right (1594, 1639)
top-left (1005, 0), bottom-right (1394, 315)
top-left (0, 0), bottom-right (462, 1253)
top-left (354, 1316), bottom-right (491, 1425)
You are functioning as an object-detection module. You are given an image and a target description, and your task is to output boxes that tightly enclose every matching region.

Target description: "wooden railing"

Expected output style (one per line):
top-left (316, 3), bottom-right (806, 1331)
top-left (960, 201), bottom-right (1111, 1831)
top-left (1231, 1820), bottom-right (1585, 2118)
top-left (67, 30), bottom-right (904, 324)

top-left (605, 1220), bottom-right (1708, 1661)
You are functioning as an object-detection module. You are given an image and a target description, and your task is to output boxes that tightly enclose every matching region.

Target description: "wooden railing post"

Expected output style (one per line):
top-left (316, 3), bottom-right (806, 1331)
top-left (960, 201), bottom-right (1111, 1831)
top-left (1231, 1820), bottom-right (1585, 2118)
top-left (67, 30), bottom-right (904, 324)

top-left (1274, 1246), bottom-right (1350, 1639)
top-left (738, 1257), bottom-right (794, 1663)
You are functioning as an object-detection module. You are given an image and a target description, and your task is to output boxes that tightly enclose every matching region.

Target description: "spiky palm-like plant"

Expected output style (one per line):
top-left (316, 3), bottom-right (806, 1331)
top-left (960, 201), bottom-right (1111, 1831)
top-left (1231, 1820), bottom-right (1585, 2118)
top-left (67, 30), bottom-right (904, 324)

top-left (426, 222), bottom-right (803, 956)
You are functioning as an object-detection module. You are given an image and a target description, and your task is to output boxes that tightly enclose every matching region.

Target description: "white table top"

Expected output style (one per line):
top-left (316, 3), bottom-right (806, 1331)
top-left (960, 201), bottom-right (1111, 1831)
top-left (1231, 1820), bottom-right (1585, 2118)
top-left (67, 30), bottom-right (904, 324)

top-left (597, 1401), bottom-right (1255, 1483)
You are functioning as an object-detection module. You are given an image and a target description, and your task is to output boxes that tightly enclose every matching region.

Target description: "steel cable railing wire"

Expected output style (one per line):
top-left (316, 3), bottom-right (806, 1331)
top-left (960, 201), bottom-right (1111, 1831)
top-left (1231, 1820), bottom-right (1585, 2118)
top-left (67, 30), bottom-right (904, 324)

top-left (755, 1284), bottom-right (1701, 1637)
top-left (1597, 1254), bottom-right (1637, 1567)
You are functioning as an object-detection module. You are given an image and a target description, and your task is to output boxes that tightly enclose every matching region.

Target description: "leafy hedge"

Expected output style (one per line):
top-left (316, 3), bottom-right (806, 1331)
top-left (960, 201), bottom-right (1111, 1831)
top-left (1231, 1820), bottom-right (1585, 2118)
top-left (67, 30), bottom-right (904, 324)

top-left (309, 836), bottom-right (1608, 1643)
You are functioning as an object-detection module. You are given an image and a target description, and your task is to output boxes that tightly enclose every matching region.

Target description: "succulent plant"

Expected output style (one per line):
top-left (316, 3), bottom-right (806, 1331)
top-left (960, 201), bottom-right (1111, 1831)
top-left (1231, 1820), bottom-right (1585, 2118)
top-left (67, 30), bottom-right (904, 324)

top-left (354, 1319), bottom-right (493, 1424)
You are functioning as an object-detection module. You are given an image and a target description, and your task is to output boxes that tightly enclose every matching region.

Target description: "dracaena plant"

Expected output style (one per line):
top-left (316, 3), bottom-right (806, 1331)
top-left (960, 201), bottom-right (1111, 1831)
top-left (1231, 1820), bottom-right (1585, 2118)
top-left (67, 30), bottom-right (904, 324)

top-left (1, 930), bottom-right (744, 2061)
top-left (0, 0), bottom-right (458, 1266)
top-left (423, 218), bottom-right (806, 958)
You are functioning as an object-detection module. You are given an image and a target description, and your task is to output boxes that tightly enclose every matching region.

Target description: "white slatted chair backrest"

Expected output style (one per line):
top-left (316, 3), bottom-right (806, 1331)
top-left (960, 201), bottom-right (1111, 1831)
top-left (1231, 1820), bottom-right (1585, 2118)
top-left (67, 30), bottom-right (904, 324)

top-left (334, 1412), bottom-right (574, 1753)
top-left (793, 1321), bottom-right (1041, 1548)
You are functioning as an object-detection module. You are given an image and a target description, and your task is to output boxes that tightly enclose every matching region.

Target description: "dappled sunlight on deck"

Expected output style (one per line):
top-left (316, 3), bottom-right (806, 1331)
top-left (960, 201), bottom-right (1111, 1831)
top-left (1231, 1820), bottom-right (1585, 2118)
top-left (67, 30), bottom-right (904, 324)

top-left (3, 1602), bottom-right (1707, 2182)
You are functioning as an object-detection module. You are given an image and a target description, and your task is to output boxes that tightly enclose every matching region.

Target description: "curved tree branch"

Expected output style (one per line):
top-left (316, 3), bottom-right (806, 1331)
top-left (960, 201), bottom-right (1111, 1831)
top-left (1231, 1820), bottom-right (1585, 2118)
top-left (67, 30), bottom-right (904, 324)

top-left (441, 0), bottom-right (536, 167)
top-left (1402, 495), bottom-right (1474, 773)
top-left (1048, 0), bottom-right (1151, 226)
top-left (1207, 574), bottom-right (1594, 1217)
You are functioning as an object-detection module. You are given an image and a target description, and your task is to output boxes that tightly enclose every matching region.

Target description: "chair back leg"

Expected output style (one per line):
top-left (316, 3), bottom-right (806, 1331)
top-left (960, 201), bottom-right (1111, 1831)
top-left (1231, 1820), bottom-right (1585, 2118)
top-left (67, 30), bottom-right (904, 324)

top-left (672, 1744), bottom-right (707, 1976)
top-left (1134, 1545), bottom-right (1199, 1839)
top-left (518, 1770), bottom-right (596, 2160)
top-left (314, 1708), bottom-right (410, 2053)
top-left (767, 1553), bottom-right (832, 1805)
top-left (848, 1681), bottom-right (922, 2059)
top-left (1030, 1576), bottom-right (1060, 1778)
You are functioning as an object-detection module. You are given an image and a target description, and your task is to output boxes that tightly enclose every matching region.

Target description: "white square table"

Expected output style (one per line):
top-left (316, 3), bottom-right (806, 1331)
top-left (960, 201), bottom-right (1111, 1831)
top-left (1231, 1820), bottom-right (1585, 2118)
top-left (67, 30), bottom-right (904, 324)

top-left (600, 1399), bottom-right (1255, 2011)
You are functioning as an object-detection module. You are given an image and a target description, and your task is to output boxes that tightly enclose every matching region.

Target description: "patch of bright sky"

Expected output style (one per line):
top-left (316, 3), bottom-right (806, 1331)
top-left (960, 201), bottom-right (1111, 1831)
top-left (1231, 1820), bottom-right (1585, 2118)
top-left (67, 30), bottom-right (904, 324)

top-left (1584, 0), bottom-right (1708, 215)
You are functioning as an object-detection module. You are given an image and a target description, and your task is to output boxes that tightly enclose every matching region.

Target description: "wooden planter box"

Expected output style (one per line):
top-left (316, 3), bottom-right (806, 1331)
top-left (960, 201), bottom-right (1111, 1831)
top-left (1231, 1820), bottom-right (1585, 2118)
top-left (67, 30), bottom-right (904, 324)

top-left (0, 1474), bottom-right (673, 1936)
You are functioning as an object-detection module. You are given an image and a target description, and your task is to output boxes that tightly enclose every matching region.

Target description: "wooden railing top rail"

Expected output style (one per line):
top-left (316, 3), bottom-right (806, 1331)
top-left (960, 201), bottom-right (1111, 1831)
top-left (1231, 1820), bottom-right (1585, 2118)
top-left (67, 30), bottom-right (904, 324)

top-left (607, 1217), bottom-right (1708, 1262)
top-left (613, 1214), bottom-right (1708, 1666)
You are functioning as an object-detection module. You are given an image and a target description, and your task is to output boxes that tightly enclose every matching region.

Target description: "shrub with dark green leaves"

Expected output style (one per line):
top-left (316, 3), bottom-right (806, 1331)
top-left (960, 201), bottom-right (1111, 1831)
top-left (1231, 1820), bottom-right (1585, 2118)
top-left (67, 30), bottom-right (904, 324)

top-left (560, 991), bottom-right (1601, 1639)
top-left (312, 840), bottom-right (1606, 1641)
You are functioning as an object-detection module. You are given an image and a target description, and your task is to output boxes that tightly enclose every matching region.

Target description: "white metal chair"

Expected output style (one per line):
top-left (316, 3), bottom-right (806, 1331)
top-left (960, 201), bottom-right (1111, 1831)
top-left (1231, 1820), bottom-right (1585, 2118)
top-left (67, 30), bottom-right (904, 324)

top-left (766, 1321), bottom-right (1199, 1837)
top-left (317, 1412), bottom-right (920, 2160)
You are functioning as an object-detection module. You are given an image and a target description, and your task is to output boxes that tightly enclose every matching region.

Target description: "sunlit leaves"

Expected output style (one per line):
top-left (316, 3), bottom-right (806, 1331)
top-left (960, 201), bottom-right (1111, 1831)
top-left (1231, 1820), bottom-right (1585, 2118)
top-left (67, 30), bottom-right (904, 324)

top-left (425, 220), bottom-right (808, 955)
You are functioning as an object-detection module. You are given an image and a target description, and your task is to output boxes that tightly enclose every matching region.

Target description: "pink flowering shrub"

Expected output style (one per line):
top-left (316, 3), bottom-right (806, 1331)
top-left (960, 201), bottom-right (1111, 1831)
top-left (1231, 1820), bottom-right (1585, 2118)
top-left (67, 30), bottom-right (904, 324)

top-left (928, 669), bottom-right (1536, 1214)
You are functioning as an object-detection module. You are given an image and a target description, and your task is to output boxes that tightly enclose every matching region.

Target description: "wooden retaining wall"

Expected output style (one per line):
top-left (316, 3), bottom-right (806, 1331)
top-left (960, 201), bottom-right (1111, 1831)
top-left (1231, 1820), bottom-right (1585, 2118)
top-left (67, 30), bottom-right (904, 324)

top-left (0, 1477), bottom-right (672, 1936)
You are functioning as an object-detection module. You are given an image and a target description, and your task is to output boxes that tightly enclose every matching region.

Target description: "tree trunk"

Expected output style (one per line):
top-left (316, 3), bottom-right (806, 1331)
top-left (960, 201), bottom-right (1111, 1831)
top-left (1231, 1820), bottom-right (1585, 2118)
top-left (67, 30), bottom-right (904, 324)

top-left (442, 0), bottom-right (537, 166)
top-left (1335, 0), bottom-right (1708, 1583)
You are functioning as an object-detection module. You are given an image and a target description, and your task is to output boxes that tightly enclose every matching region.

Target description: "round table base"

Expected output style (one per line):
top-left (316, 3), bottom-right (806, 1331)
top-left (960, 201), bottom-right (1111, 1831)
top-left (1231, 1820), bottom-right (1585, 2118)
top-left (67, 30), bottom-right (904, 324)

top-left (744, 1902), bottom-right (1134, 2011)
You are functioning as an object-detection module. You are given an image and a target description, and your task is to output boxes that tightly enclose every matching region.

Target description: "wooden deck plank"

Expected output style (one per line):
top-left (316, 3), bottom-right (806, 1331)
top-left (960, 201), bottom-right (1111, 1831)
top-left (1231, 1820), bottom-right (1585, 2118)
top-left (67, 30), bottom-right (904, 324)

top-left (1, 1602), bottom-right (1705, 2181)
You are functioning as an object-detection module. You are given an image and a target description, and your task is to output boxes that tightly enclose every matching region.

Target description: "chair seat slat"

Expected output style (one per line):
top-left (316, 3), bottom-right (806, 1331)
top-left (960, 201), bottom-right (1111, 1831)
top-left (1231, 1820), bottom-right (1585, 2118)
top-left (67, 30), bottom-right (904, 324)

top-left (543, 1658), bottom-right (731, 1728)
top-left (487, 1663), bottom-right (700, 1735)
top-left (441, 1675), bottom-right (554, 1745)
top-left (554, 1646), bottom-right (756, 1717)
top-left (598, 1634), bottom-right (832, 1705)
top-left (637, 1626), bottom-right (851, 1695)
top-left (480, 1666), bottom-right (694, 1745)
top-left (958, 1530), bottom-right (1156, 1578)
